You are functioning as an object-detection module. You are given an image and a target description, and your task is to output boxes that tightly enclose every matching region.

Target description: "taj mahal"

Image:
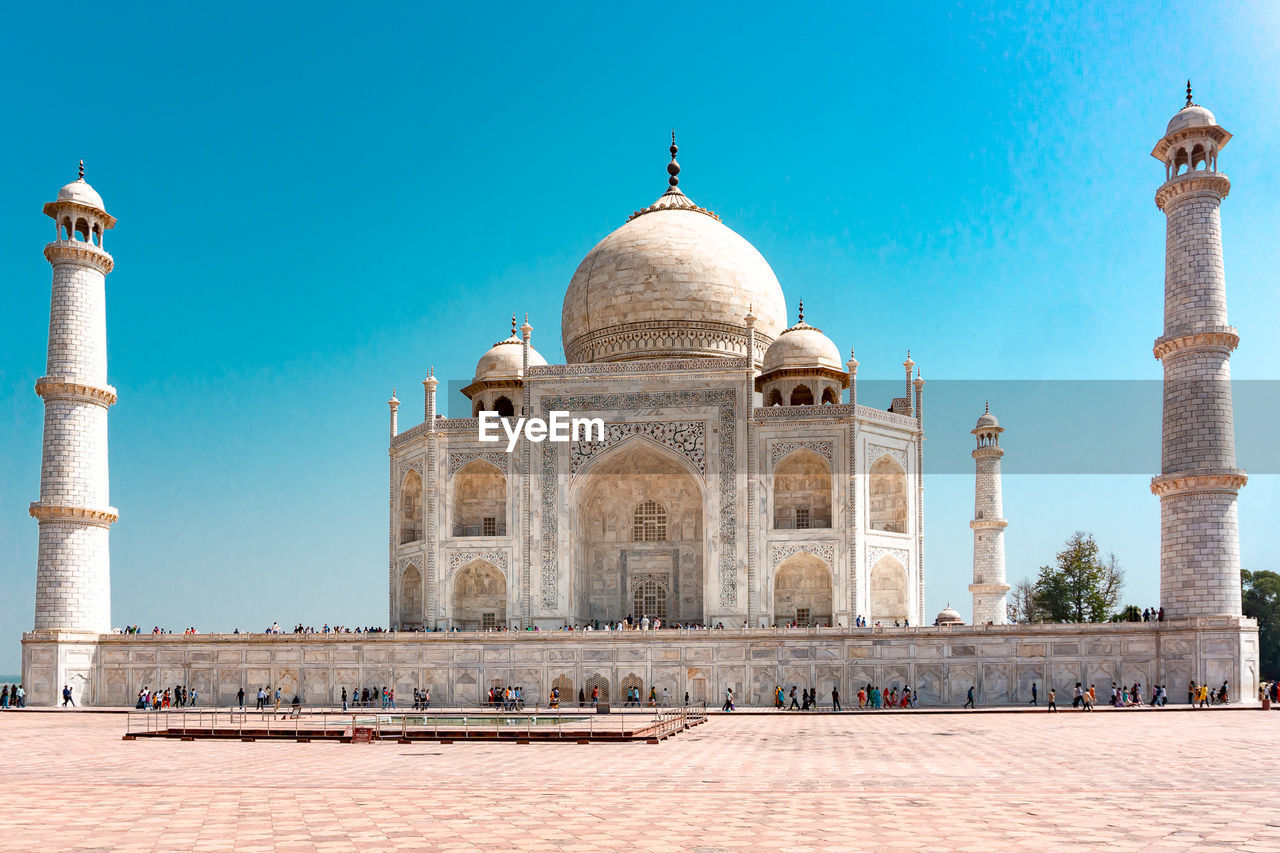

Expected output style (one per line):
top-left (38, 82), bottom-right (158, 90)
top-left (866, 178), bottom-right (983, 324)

top-left (388, 134), bottom-right (929, 633)
top-left (20, 86), bottom-right (1260, 707)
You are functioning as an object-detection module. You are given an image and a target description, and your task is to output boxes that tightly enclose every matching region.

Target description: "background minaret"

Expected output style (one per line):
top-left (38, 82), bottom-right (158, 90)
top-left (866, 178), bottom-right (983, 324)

top-left (30, 164), bottom-right (118, 636)
top-left (1149, 83), bottom-right (1247, 618)
top-left (969, 404), bottom-right (1009, 624)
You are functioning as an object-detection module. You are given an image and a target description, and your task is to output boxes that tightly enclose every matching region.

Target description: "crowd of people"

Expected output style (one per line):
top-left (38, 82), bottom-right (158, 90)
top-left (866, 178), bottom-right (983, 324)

top-left (134, 684), bottom-right (199, 709)
top-left (0, 683), bottom-right (26, 708)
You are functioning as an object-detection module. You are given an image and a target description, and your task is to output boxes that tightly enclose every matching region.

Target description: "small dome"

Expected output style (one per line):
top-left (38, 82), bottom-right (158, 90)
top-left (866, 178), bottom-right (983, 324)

top-left (761, 318), bottom-right (843, 374)
top-left (936, 605), bottom-right (963, 626)
top-left (1165, 104), bottom-right (1217, 137)
top-left (976, 410), bottom-right (999, 429)
top-left (473, 333), bottom-right (547, 384)
top-left (56, 178), bottom-right (105, 211)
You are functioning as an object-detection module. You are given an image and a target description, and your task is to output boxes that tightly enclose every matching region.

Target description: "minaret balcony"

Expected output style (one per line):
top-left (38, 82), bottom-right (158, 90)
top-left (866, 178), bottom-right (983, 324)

top-left (44, 240), bottom-right (114, 272)
top-left (1155, 171), bottom-right (1230, 210)
top-left (29, 501), bottom-right (119, 527)
top-left (35, 377), bottom-right (117, 407)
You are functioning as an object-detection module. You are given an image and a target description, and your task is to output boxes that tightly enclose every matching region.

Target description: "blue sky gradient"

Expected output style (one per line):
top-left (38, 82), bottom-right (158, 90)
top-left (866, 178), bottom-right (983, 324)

top-left (2, 2), bottom-right (1278, 671)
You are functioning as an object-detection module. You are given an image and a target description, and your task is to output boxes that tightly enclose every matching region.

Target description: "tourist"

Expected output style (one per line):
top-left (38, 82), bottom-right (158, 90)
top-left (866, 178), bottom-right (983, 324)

top-left (1188, 680), bottom-right (1197, 704)
top-left (274, 686), bottom-right (282, 711)
top-left (662, 687), bottom-right (670, 706)
top-left (684, 691), bottom-right (690, 706)
top-left (1029, 683), bottom-right (1037, 705)
top-left (857, 686), bottom-right (866, 709)
top-left (832, 685), bottom-right (841, 712)
top-left (775, 685), bottom-right (784, 709)
top-left (722, 686), bottom-right (734, 712)
top-left (424, 687), bottom-right (431, 709)
top-left (61, 684), bottom-right (75, 707)
top-left (789, 686), bottom-right (799, 710)
top-left (16, 684), bottom-right (24, 708)
top-left (289, 694), bottom-right (301, 719)
top-left (237, 687), bottom-right (245, 709)
top-left (1072, 683), bottom-right (1083, 709)
top-left (648, 686), bottom-right (657, 706)
top-left (340, 687), bottom-right (347, 711)
top-left (591, 685), bottom-right (599, 707)
top-left (1047, 687), bottom-right (1057, 712)
top-left (0, 685), bottom-right (8, 710)
top-left (579, 688), bottom-right (586, 707)
top-left (549, 686), bottom-right (560, 709)
top-left (1219, 681), bottom-right (1229, 704)
top-left (963, 685), bottom-right (975, 709)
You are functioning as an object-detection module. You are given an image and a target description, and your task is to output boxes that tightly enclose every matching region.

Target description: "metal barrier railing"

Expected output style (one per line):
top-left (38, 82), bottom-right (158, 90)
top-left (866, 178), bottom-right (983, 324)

top-left (124, 703), bottom-right (710, 741)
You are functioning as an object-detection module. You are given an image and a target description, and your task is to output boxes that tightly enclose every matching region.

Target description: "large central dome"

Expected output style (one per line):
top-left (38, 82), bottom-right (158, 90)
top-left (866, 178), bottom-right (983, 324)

top-left (561, 146), bottom-right (786, 364)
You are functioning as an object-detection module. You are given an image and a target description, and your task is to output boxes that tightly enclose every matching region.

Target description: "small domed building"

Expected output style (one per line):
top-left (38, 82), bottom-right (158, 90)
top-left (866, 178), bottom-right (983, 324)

top-left (388, 138), bottom-right (925, 633)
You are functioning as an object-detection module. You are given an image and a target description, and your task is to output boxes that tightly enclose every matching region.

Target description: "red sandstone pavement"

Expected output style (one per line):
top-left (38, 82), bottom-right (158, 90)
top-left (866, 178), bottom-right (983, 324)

top-left (1, 708), bottom-right (1277, 852)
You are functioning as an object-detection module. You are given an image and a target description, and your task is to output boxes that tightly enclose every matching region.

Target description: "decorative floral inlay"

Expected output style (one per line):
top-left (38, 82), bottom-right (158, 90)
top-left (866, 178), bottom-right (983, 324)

top-left (866, 545), bottom-right (909, 568)
top-left (866, 443), bottom-right (908, 471)
top-left (448, 550), bottom-right (510, 577)
top-left (570, 421), bottom-right (706, 476)
top-left (769, 542), bottom-right (836, 570)
top-left (769, 440), bottom-right (833, 466)
top-left (449, 451), bottom-right (508, 476)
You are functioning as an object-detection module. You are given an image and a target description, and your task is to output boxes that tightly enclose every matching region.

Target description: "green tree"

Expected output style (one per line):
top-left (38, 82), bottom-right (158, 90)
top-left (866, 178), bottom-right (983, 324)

top-left (1032, 532), bottom-right (1121, 622)
top-left (1242, 570), bottom-right (1280, 679)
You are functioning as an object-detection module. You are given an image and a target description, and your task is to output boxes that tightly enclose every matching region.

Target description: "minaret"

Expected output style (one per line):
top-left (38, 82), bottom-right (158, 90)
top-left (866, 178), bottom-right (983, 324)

top-left (1149, 83), bottom-right (1247, 618)
top-left (29, 164), bottom-right (118, 637)
top-left (969, 404), bottom-right (1009, 625)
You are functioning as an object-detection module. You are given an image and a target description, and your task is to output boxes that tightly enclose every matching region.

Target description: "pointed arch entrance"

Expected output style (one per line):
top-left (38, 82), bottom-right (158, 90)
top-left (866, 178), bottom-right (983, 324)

top-left (452, 559), bottom-right (507, 629)
top-left (570, 438), bottom-right (705, 625)
top-left (772, 552), bottom-right (833, 626)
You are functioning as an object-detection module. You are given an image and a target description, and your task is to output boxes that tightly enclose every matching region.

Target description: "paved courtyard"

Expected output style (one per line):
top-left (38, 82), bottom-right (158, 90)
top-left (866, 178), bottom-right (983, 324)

top-left (0, 708), bottom-right (1276, 851)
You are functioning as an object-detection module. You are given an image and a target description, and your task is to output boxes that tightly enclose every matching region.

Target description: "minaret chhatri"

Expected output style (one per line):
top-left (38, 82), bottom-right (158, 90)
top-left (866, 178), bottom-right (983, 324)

top-left (31, 163), bottom-right (118, 634)
top-left (1150, 83), bottom-right (1247, 618)
top-left (969, 404), bottom-right (1008, 625)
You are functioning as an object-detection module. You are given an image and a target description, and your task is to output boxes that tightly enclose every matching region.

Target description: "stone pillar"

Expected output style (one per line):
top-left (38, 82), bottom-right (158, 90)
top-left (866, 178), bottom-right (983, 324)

top-left (969, 406), bottom-right (1009, 624)
top-left (1149, 96), bottom-right (1246, 618)
top-left (912, 370), bottom-right (925, 625)
top-left (24, 168), bottom-right (118, 705)
top-left (520, 315), bottom-right (533, 628)
top-left (423, 370), bottom-right (439, 628)
top-left (744, 308), bottom-right (758, 627)
top-left (846, 349), bottom-right (858, 624)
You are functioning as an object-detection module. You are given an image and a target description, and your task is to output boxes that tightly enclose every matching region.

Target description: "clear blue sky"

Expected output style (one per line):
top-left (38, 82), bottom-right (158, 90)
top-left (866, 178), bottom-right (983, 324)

top-left (2, 2), bottom-right (1278, 672)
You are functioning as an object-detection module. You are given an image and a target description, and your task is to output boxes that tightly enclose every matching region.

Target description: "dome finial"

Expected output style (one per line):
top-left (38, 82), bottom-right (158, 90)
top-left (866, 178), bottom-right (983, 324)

top-left (511, 313), bottom-right (517, 336)
top-left (667, 130), bottom-right (680, 188)
top-left (797, 299), bottom-right (804, 323)
top-left (985, 400), bottom-right (989, 414)
top-left (1186, 79), bottom-right (1193, 108)
top-left (78, 159), bottom-right (84, 181)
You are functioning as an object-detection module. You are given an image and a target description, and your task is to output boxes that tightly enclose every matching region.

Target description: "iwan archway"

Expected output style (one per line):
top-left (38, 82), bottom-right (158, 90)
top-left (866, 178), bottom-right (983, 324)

top-left (569, 438), bottom-right (706, 625)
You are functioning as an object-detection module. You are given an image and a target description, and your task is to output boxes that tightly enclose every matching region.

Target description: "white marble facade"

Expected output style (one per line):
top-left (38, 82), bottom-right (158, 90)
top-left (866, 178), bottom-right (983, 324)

top-left (390, 360), bottom-right (925, 632)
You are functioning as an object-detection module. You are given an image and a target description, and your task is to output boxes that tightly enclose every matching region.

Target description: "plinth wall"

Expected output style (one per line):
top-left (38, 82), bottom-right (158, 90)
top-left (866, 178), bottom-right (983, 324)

top-left (22, 618), bottom-right (1259, 707)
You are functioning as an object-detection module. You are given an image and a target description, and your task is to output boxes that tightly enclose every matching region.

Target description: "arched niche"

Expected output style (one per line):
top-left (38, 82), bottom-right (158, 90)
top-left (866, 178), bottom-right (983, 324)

top-left (452, 560), bottom-right (506, 629)
top-left (400, 469), bottom-right (423, 544)
top-left (452, 459), bottom-right (506, 537)
top-left (869, 556), bottom-right (908, 623)
top-left (570, 439), bottom-right (704, 625)
top-left (772, 448), bottom-right (832, 530)
top-left (773, 552), bottom-right (832, 626)
top-left (868, 455), bottom-right (907, 533)
top-left (399, 564), bottom-right (423, 626)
